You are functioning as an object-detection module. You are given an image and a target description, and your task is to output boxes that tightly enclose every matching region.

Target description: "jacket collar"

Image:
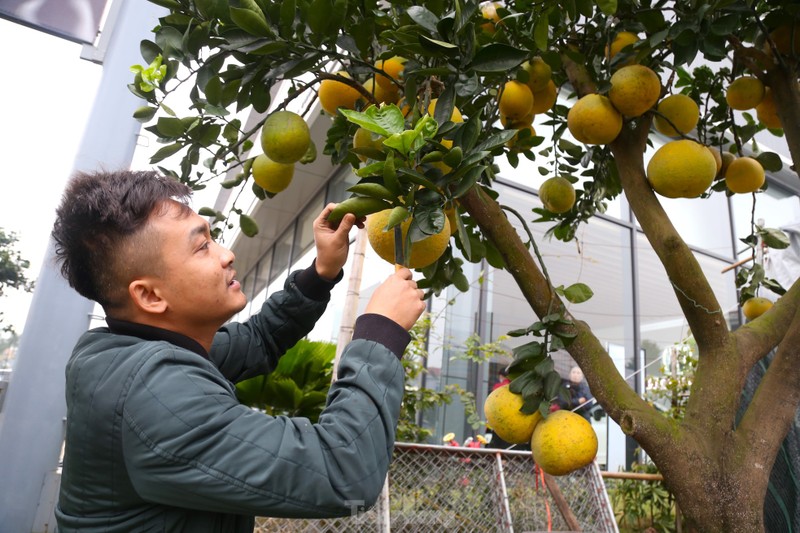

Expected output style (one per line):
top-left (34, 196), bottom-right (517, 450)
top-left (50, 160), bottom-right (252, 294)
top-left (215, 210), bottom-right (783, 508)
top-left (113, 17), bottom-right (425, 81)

top-left (105, 317), bottom-right (209, 359)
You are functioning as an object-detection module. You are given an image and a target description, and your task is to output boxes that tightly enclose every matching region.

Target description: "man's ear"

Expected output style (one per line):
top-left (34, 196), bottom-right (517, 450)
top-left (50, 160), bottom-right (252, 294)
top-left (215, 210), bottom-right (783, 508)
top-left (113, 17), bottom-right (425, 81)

top-left (128, 278), bottom-right (168, 315)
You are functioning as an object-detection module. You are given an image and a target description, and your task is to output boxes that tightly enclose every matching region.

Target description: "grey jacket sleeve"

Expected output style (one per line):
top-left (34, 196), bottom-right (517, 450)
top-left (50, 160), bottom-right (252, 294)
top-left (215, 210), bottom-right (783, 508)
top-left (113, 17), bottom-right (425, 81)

top-left (210, 263), bottom-right (340, 383)
top-left (121, 315), bottom-right (409, 518)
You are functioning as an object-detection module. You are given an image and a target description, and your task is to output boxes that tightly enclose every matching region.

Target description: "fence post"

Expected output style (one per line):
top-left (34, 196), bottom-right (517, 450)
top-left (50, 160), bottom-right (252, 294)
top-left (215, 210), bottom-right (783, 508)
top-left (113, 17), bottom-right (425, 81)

top-left (494, 452), bottom-right (515, 533)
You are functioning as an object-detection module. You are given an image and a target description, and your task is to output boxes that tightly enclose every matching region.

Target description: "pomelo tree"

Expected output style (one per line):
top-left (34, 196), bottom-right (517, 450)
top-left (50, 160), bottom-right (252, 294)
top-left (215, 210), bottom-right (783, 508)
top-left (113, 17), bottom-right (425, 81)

top-left (132, 0), bottom-right (800, 530)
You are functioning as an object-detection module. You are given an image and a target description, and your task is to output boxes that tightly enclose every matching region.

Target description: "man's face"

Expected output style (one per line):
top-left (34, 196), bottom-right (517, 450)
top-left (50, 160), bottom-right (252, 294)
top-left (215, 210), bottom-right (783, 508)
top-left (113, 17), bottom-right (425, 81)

top-left (148, 201), bottom-right (247, 332)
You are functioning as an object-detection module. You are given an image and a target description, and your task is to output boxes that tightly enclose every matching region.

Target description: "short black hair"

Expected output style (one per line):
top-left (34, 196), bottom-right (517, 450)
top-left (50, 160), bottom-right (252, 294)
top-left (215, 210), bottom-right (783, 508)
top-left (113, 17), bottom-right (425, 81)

top-left (52, 170), bottom-right (192, 311)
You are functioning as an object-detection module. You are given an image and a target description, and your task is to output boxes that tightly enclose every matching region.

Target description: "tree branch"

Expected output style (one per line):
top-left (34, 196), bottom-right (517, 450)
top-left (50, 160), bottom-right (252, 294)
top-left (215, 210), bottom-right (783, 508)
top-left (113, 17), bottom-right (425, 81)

top-left (733, 277), bottom-right (800, 379)
top-left (734, 299), bottom-right (800, 475)
top-left (458, 186), bottom-right (677, 451)
top-left (763, 65), bottom-right (800, 176)
top-left (609, 123), bottom-right (730, 353)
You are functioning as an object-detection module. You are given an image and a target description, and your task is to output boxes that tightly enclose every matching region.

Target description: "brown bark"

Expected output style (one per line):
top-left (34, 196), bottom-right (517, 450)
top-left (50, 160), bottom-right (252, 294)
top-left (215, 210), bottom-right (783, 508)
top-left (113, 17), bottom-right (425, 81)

top-left (458, 186), bottom-right (677, 451)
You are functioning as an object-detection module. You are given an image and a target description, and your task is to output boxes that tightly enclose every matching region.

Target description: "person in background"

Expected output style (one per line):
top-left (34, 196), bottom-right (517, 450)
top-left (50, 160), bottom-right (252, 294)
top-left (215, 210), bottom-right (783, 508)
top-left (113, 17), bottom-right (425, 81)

top-left (558, 365), bottom-right (595, 420)
top-left (492, 366), bottom-right (511, 391)
top-left (51, 170), bottom-right (426, 532)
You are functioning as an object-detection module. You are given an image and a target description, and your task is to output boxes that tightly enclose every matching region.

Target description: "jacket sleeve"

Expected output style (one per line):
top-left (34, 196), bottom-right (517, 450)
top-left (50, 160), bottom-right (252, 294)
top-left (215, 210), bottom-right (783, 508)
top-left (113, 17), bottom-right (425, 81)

top-left (209, 263), bottom-right (340, 383)
top-left (121, 315), bottom-right (409, 518)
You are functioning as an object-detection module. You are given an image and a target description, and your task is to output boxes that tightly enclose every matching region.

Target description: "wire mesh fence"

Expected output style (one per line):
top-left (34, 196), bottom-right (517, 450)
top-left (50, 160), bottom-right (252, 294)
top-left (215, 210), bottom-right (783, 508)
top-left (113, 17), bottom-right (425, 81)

top-left (255, 442), bottom-right (618, 532)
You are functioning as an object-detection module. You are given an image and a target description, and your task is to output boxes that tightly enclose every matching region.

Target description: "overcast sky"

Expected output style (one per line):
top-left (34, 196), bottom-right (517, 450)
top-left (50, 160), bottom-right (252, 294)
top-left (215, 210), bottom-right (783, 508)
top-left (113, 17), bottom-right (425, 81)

top-left (0, 18), bottom-right (102, 335)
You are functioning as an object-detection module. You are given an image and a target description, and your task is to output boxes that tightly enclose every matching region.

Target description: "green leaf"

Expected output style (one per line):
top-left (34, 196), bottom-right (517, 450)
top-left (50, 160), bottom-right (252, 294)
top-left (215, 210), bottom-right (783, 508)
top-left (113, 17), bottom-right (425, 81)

top-left (149, 142), bottom-right (184, 164)
top-left (755, 152), bottom-right (783, 172)
top-left (339, 105), bottom-right (406, 137)
top-left (406, 5), bottom-right (439, 32)
top-left (133, 106), bottom-right (157, 122)
top-left (230, 6), bottom-right (272, 37)
top-left (757, 227), bottom-right (790, 249)
top-left (384, 130), bottom-right (423, 155)
top-left (307, 0), bottom-right (332, 35)
top-left (533, 14), bottom-right (549, 51)
top-left (562, 282), bottom-right (594, 304)
top-left (595, 0), bottom-right (617, 15)
top-left (419, 35), bottom-right (459, 56)
top-left (239, 214), bottom-right (259, 237)
top-left (470, 44), bottom-right (529, 73)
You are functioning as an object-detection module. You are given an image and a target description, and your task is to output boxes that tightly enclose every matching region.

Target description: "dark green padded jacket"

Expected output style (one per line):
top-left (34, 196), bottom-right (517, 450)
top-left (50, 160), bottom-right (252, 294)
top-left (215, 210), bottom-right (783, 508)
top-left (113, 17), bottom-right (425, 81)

top-left (55, 265), bottom-right (410, 532)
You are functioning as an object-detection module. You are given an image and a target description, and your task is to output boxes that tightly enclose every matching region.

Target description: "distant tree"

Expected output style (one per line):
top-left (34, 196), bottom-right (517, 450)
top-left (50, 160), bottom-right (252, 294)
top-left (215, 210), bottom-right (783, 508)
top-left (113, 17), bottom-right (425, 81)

top-left (0, 229), bottom-right (34, 333)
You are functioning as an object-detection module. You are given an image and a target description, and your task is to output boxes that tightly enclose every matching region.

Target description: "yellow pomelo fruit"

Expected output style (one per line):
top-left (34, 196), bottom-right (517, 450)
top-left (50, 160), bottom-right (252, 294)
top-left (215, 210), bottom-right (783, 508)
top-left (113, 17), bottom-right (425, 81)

top-left (756, 88), bottom-right (782, 130)
top-left (352, 127), bottom-right (385, 162)
top-left (260, 111), bottom-right (311, 164)
top-left (444, 204), bottom-right (458, 235)
top-left (252, 154), bottom-right (294, 194)
top-left (319, 72), bottom-right (363, 115)
top-left (428, 98), bottom-right (464, 123)
top-left (530, 79), bottom-right (558, 114)
top-left (366, 209), bottom-right (450, 269)
top-left (653, 94), bottom-right (700, 137)
top-left (363, 77), bottom-right (399, 105)
top-left (498, 80), bottom-right (534, 121)
top-left (522, 57), bottom-right (552, 93)
top-left (719, 152), bottom-right (737, 179)
top-left (707, 146), bottom-right (722, 175)
top-left (608, 65), bottom-right (661, 117)
top-left (531, 409), bottom-right (598, 476)
top-left (767, 23), bottom-right (800, 56)
top-left (480, 1), bottom-right (502, 34)
top-left (606, 31), bottom-right (639, 63)
top-left (726, 76), bottom-right (766, 111)
top-left (501, 112), bottom-right (534, 129)
top-left (374, 57), bottom-right (404, 90)
top-left (725, 156), bottom-right (765, 194)
top-left (484, 384), bottom-right (542, 445)
top-left (567, 94), bottom-right (623, 145)
top-left (539, 176), bottom-right (576, 213)
top-left (647, 140), bottom-right (717, 198)
top-left (743, 297), bottom-right (773, 320)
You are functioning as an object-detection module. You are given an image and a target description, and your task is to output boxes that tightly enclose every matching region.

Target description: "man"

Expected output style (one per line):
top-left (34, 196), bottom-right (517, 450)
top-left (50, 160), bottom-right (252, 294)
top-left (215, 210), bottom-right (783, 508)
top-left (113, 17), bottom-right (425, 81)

top-left (51, 170), bottom-right (426, 532)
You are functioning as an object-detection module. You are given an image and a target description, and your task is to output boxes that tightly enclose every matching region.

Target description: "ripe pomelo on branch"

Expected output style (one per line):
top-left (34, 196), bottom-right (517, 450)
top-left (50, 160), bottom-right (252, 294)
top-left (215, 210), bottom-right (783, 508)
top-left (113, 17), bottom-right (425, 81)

top-left (647, 139), bottom-right (717, 198)
top-left (606, 31), bottom-right (639, 65)
top-left (252, 154), bottom-right (294, 194)
top-left (539, 176), bottom-right (576, 214)
top-left (531, 409), bottom-right (598, 476)
top-left (725, 76), bottom-right (765, 111)
top-left (522, 56), bottom-right (552, 93)
top-left (366, 208), bottom-right (450, 269)
top-left (608, 64), bottom-right (661, 118)
top-left (742, 296), bottom-right (773, 320)
top-left (484, 384), bottom-right (542, 445)
top-left (260, 111), bottom-right (311, 164)
top-left (653, 93), bottom-right (700, 137)
top-left (756, 88), bottom-right (782, 130)
top-left (498, 80), bottom-right (534, 121)
top-left (567, 94), bottom-right (623, 145)
top-left (725, 156), bottom-right (765, 194)
top-left (319, 72), bottom-right (363, 116)
top-left (530, 79), bottom-right (558, 115)
top-left (374, 57), bottom-right (404, 90)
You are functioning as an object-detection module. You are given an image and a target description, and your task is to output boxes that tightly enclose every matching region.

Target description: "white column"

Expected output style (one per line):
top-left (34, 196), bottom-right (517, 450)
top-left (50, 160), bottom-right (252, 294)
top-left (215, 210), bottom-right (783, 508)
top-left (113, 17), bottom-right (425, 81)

top-left (0, 1), bottom-right (165, 530)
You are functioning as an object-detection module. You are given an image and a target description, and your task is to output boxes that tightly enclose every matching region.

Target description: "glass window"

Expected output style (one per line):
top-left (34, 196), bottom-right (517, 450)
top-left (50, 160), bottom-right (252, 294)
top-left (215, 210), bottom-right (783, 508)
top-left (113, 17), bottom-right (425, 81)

top-left (269, 228), bottom-right (293, 285)
top-left (292, 192), bottom-right (325, 268)
top-left (636, 231), bottom-right (739, 387)
top-left (326, 168), bottom-right (359, 204)
top-left (731, 181), bottom-right (800, 248)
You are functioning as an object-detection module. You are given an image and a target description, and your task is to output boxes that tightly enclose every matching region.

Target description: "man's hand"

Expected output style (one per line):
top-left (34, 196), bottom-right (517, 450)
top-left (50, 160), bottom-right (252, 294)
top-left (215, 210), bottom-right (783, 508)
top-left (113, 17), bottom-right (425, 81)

top-left (365, 267), bottom-right (426, 331)
top-left (313, 203), bottom-right (365, 280)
